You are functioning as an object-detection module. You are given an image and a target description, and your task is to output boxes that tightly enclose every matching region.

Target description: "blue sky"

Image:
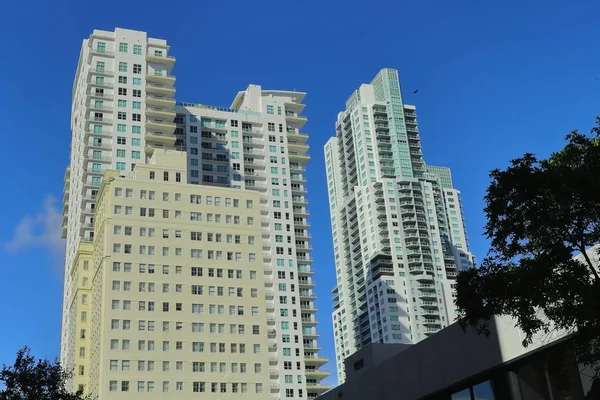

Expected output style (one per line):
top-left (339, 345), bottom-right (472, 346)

top-left (1, 0), bottom-right (600, 385)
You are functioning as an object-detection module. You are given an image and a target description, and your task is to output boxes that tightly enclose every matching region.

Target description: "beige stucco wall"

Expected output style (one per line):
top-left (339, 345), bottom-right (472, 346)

top-left (86, 151), bottom-right (270, 399)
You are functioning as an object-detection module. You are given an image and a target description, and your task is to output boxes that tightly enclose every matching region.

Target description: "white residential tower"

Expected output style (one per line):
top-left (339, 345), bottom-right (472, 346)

top-left (324, 68), bottom-right (476, 383)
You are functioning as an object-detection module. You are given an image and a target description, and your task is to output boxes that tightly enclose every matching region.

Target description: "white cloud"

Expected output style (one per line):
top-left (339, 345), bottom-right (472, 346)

top-left (4, 196), bottom-right (64, 258)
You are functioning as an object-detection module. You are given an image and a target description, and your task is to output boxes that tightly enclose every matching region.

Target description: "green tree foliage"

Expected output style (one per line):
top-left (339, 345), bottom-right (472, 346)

top-left (0, 347), bottom-right (85, 400)
top-left (456, 119), bottom-right (600, 376)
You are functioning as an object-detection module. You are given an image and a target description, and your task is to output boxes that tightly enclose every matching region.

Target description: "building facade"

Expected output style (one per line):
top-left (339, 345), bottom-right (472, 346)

top-left (317, 316), bottom-right (591, 400)
top-left (61, 28), bottom-right (177, 379)
top-left (61, 28), bottom-right (328, 399)
top-left (324, 68), bottom-right (476, 383)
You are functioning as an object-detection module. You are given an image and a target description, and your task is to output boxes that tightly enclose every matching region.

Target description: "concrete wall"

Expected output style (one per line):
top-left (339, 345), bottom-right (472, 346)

top-left (319, 316), bottom-right (569, 400)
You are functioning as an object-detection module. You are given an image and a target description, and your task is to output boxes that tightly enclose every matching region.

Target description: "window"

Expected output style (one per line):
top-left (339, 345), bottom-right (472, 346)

top-left (119, 42), bottom-right (128, 53)
top-left (133, 89), bottom-right (141, 97)
top-left (133, 44), bottom-right (142, 55)
top-left (193, 382), bottom-right (205, 393)
top-left (133, 64), bottom-right (142, 74)
top-left (133, 77), bottom-right (142, 85)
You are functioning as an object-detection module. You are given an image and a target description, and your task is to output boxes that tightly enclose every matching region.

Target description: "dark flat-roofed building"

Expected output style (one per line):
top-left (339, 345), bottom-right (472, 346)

top-left (318, 316), bottom-right (594, 400)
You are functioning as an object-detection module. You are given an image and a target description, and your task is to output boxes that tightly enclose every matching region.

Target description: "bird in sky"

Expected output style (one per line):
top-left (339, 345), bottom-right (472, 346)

top-left (413, 89), bottom-right (419, 94)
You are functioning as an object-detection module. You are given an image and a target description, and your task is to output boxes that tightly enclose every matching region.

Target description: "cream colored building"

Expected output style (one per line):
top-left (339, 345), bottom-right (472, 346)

top-left (67, 242), bottom-right (93, 393)
top-left (71, 150), bottom-right (272, 399)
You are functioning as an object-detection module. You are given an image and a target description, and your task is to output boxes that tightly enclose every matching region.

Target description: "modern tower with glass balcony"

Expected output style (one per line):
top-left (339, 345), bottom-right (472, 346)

top-left (324, 68), bottom-right (476, 383)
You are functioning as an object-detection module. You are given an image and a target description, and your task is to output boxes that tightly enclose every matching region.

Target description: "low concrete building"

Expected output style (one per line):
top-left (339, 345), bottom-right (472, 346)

top-left (318, 316), bottom-right (593, 400)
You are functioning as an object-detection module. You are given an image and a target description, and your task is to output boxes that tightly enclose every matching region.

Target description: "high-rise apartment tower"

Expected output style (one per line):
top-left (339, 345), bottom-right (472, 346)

top-left (324, 68), bottom-right (476, 383)
top-left (61, 28), bottom-right (329, 399)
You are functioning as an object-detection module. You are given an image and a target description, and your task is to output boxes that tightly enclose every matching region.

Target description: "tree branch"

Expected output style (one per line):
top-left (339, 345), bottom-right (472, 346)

top-left (579, 245), bottom-right (600, 282)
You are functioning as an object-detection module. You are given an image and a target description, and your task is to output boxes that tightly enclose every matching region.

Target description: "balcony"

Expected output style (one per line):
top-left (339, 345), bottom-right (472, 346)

top-left (244, 148), bottom-right (265, 157)
top-left (84, 167), bottom-right (104, 176)
top-left (285, 112), bottom-right (308, 126)
top-left (85, 141), bottom-right (111, 150)
top-left (87, 103), bottom-right (113, 113)
top-left (146, 132), bottom-right (176, 146)
top-left (91, 116), bottom-right (113, 125)
top-left (145, 120), bottom-right (176, 134)
top-left (300, 292), bottom-right (317, 301)
top-left (244, 158), bottom-right (266, 169)
top-left (304, 370), bottom-right (329, 380)
top-left (304, 356), bottom-right (328, 367)
top-left (146, 95), bottom-right (176, 108)
top-left (301, 317), bottom-right (318, 325)
top-left (287, 131), bottom-right (309, 144)
top-left (145, 83), bottom-right (176, 96)
top-left (299, 279), bottom-right (316, 289)
top-left (293, 207), bottom-right (309, 217)
top-left (241, 128), bottom-right (262, 137)
top-left (146, 108), bottom-right (176, 119)
top-left (85, 130), bottom-right (111, 139)
top-left (302, 329), bottom-right (320, 339)
top-left (89, 155), bottom-right (111, 163)
top-left (88, 67), bottom-right (113, 77)
top-left (83, 180), bottom-right (101, 188)
top-left (284, 101), bottom-right (306, 112)
top-left (88, 49), bottom-right (115, 58)
top-left (291, 185), bottom-right (308, 195)
top-left (288, 142), bottom-right (309, 155)
top-left (306, 383), bottom-right (330, 393)
top-left (87, 90), bottom-right (112, 100)
top-left (292, 196), bottom-right (308, 206)
top-left (300, 305), bottom-right (318, 313)
top-left (297, 254), bottom-right (314, 265)
top-left (145, 53), bottom-right (176, 67)
top-left (146, 73), bottom-right (176, 86)
top-left (88, 80), bottom-right (113, 89)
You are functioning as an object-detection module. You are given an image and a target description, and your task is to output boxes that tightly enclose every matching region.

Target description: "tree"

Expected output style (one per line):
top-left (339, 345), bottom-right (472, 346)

top-left (0, 347), bottom-right (85, 400)
top-left (456, 119), bottom-right (600, 378)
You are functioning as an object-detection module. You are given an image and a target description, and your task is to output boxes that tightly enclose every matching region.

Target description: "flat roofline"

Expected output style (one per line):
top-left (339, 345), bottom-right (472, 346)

top-left (262, 90), bottom-right (306, 103)
top-left (231, 89), bottom-right (307, 110)
top-left (88, 28), bottom-right (170, 49)
top-left (177, 102), bottom-right (262, 117)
